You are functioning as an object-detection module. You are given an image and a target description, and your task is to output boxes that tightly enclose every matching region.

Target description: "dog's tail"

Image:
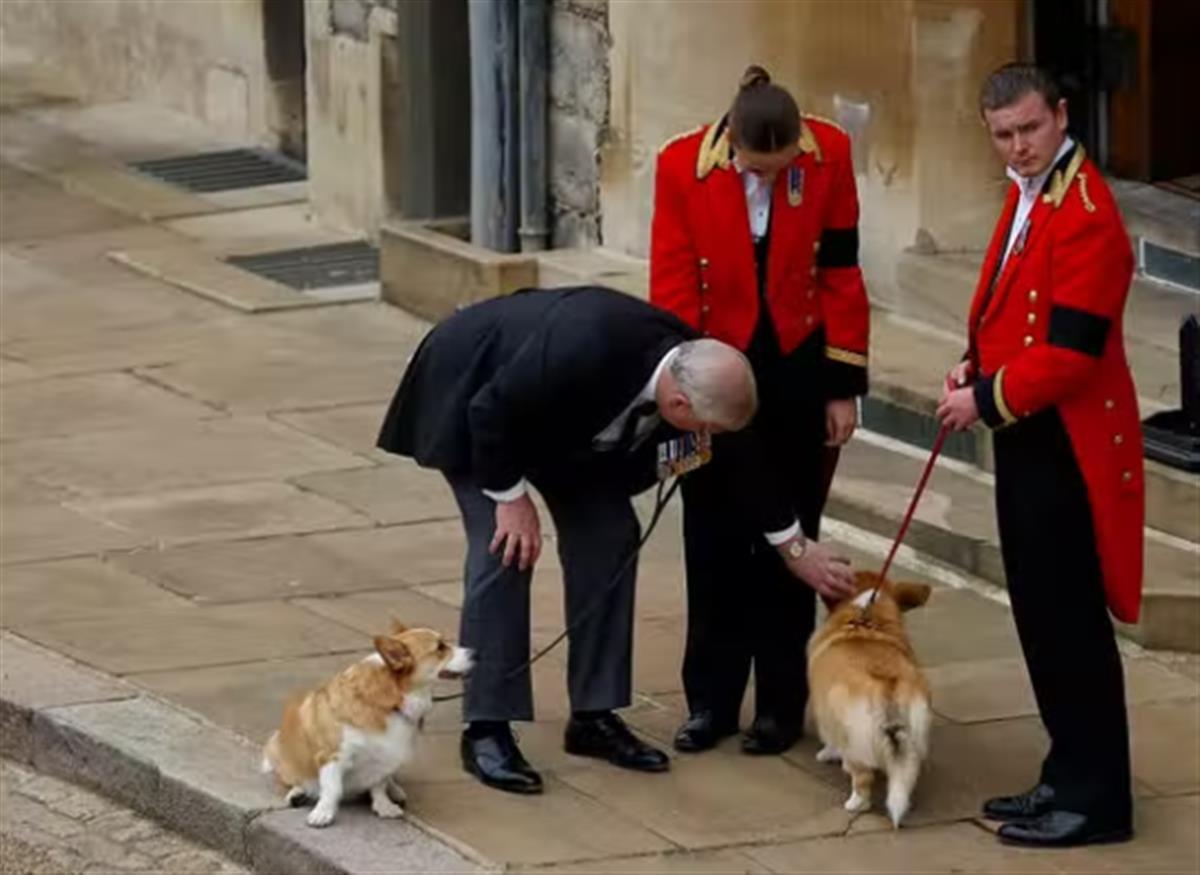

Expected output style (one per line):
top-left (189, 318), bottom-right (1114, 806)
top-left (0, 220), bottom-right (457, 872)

top-left (879, 688), bottom-right (931, 828)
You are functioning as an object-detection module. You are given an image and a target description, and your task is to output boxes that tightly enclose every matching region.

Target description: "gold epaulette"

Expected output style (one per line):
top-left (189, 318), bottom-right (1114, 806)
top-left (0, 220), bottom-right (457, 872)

top-left (695, 120), bottom-right (732, 180)
top-left (1042, 146), bottom-right (1087, 209)
top-left (659, 125), bottom-right (704, 155)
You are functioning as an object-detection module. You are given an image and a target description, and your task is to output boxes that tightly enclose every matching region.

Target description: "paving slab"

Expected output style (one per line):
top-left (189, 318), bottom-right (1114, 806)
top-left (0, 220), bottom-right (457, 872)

top-left (0, 499), bottom-right (149, 565)
top-left (112, 526), bottom-right (435, 603)
top-left (15, 601), bottom-right (364, 675)
top-left (927, 654), bottom-right (1200, 724)
top-left (247, 806), bottom-right (478, 874)
top-left (0, 556), bottom-right (191, 627)
top-left (3, 416), bottom-right (369, 498)
top-left (291, 463), bottom-right (461, 526)
top-left (141, 347), bottom-right (405, 414)
top-left (559, 751), bottom-right (851, 850)
top-left (745, 820), bottom-right (1061, 873)
top-left (403, 775), bottom-right (673, 866)
top-left (273, 403), bottom-right (399, 462)
top-left (0, 370), bottom-right (219, 441)
top-left (1129, 699), bottom-right (1200, 796)
top-left (65, 481), bottom-right (369, 546)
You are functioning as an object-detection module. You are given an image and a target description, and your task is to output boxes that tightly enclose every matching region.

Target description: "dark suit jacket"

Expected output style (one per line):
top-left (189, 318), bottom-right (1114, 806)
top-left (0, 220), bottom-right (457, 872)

top-left (377, 286), bottom-right (793, 531)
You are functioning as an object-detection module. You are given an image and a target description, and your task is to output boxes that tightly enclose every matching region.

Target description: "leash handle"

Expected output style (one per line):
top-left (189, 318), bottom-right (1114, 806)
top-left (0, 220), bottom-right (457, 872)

top-left (877, 424), bottom-right (950, 584)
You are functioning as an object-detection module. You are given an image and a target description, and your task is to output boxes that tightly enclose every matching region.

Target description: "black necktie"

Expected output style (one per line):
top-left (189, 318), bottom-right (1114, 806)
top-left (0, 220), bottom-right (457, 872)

top-left (615, 400), bottom-right (659, 453)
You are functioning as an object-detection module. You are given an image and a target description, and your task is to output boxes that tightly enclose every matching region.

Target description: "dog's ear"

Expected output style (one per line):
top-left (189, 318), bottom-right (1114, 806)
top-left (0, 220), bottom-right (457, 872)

top-left (893, 582), bottom-right (932, 611)
top-left (389, 617), bottom-right (408, 635)
top-left (374, 636), bottom-right (414, 673)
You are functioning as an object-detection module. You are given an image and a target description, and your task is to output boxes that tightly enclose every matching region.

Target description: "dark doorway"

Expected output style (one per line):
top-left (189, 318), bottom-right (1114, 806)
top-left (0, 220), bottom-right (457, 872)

top-left (262, 0), bottom-right (307, 161)
top-left (1033, 0), bottom-right (1200, 185)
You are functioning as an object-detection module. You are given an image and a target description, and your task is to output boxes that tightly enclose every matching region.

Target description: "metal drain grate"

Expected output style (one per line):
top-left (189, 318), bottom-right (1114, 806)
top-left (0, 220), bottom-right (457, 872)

top-left (130, 148), bottom-right (307, 193)
top-left (226, 241), bottom-right (379, 291)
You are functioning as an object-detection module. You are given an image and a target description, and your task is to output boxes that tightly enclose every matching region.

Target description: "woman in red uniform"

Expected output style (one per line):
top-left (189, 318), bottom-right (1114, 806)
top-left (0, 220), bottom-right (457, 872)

top-left (650, 66), bottom-right (869, 754)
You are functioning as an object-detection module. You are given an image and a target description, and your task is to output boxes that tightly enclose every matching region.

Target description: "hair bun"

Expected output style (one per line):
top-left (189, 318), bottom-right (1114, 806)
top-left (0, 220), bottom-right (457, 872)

top-left (739, 65), bottom-right (771, 91)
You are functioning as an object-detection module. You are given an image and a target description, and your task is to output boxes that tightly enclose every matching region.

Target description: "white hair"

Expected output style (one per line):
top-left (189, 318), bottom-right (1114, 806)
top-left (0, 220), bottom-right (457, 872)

top-left (670, 339), bottom-right (758, 429)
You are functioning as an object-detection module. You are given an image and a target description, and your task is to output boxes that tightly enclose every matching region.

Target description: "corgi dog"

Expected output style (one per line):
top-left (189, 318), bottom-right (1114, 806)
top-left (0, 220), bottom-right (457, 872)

top-left (261, 622), bottom-right (472, 827)
top-left (807, 571), bottom-right (932, 828)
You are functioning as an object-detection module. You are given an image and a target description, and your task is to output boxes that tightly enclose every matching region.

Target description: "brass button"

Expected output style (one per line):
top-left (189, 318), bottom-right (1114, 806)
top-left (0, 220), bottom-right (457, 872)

top-left (1105, 399), bottom-right (1115, 410)
top-left (1113, 433), bottom-right (1124, 446)
top-left (1028, 289), bottom-right (1038, 302)
top-left (1122, 470), bottom-right (1133, 483)
top-left (1027, 313), bottom-right (1036, 325)
top-left (1023, 335), bottom-right (1034, 347)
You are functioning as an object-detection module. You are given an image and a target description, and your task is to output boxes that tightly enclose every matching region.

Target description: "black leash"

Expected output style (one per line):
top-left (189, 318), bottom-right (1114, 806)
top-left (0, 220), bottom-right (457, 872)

top-left (433, 478), bottom-right (682, 703)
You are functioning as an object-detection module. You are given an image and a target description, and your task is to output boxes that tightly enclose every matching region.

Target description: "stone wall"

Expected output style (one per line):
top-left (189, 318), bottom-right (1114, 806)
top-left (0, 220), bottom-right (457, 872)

top-left (548, 0), bottom-right (610, 248)
top-left (0, 0), bottom-right (302, 152)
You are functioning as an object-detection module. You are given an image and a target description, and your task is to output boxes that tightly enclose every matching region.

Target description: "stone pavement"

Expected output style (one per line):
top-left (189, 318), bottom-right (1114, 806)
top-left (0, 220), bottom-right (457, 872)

top-left (0, 757), bottom-right (247, 874)
top-left (2, 92), bottom-right (1199, 872)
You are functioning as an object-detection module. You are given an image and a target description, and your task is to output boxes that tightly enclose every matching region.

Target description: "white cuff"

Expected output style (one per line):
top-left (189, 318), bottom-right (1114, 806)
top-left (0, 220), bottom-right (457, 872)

top-left (763, 521), bottom-right (801, 546)
top-left (482, 479), bottom-right (529, 503)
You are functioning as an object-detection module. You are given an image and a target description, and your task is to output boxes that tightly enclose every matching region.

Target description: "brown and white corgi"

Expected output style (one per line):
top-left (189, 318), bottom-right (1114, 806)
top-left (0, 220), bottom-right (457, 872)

top-left (807, 571), bottom-right (932, 828)
top-left (261, 621), bottom-right (472, 827)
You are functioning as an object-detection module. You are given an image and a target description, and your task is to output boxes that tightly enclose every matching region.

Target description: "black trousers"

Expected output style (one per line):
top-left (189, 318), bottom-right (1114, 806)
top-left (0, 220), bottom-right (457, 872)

top-left (680, 328), bottom-right (837, 727)
top-left (447, 474), bottom-right (640, 723)
top-left (994, 409), bottom-right (1132, 822)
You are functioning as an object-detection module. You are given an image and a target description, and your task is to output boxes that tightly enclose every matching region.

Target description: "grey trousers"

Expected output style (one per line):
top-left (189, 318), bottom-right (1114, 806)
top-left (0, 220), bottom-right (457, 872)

top-left (446, 475), bottom-right (640, 723)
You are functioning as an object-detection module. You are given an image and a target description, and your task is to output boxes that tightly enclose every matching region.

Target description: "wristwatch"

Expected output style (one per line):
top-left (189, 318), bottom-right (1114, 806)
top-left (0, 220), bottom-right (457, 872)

top-left (784, 535), bottom-right (807, 561)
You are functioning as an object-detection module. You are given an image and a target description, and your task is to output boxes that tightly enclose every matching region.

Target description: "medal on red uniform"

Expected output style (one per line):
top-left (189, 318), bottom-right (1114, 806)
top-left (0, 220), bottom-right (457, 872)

top-left (788, 167), bottom-right (804, 207)
top-left (657, 431), bottom-right (712, 480)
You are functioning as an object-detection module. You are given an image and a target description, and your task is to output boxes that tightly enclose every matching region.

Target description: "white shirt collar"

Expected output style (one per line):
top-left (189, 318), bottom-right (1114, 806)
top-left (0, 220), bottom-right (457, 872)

top-left (1006, 136), bottom-right (1074, 198)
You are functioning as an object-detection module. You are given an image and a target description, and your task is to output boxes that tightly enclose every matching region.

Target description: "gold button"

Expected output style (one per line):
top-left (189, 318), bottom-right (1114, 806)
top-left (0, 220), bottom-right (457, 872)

top-left (1028, 289), bottom-right (1038, 302)
top-left (1023, 335), bottom-right (1034, 347)
top-left (1114, 433), bottom-right (1124, 445)
top-left (1105, 399), bottom-right (1115, 410)
top-left (1027, 313), bottom-right (1036, 325)
top-left (1122, 470), bottom-right (1132, 483)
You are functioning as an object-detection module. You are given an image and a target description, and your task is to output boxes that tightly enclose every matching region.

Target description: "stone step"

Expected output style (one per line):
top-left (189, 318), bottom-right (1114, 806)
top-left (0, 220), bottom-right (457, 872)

top-left (828, 432), bottom-right (1200, 652)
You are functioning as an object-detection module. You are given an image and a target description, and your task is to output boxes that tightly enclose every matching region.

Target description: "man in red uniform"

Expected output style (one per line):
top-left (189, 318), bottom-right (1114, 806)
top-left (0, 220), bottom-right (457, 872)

top-left (650, 67), bottom-right (868, 755)
top-left (938, 64), bottom-right (1142, 847)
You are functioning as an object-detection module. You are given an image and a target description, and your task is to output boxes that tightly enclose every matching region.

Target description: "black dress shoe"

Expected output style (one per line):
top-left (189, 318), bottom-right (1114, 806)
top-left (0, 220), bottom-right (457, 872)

top-left (998, 810), bottom-right (1133, 848)
top-left (461, 724), bottom-right (544, 794)
top-left (564, 712), bottom-right (670, 772)
top-left (673, 711), bottom-right (739, 753)
top-left (982, 783), bottom-right (1056, 822)
top-left (741, 716), bottom-right (802, 755)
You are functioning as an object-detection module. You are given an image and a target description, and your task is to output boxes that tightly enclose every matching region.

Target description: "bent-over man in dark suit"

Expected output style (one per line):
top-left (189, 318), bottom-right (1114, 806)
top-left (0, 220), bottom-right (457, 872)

top-left (378, 286), bottom-right (853, 794)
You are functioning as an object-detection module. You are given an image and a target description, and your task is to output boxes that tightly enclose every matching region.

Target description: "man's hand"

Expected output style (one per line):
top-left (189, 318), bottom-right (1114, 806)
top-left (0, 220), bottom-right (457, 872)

top-left (825, 398), bottom-right (858, 447)
top-left (779, 539), bottom-right (855, 601)
top-left (941, 360), bottom-right (975, 402)
top-left (936, 386), bottom-right (980, 432)
top-left (490, 494), bottom-right (542, 571)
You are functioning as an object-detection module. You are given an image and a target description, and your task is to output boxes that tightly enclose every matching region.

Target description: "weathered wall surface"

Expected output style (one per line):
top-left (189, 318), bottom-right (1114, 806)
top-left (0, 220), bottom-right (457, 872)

top-left (601, 0), bottom-right (1020, 306)
top-left (548, 0), bottom-right (610, 249)
top-left (0, 0), bottom-right (300, 151)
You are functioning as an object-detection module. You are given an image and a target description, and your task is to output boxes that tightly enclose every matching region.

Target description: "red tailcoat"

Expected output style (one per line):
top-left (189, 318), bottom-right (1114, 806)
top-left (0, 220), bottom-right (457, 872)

top-left (650, 115), bottom-right (870, 397)
top-left (969, 145), bottom-right (1144, 622)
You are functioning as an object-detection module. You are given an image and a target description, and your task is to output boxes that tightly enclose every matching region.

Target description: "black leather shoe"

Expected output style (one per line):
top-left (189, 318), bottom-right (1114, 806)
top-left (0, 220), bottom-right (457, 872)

top-left (564, 712), bottom-right (670, 772)
top-left (673, 711), bottom-right (739, 753)
top-left (461, 725), bottom-right (544, 794)
top-left (741, 716), bottom-right (802, 755)
top-left (998, 810), bottom-right (1133, 848)
top-left (982, 783), bottom-right (1056, 822)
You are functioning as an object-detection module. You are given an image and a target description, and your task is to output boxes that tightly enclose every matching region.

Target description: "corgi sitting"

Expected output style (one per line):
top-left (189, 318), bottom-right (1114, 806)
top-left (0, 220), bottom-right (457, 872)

top-left (261, 622), bottom-right (472, 827)
top-left (807, 571), bottom-right (932, 828)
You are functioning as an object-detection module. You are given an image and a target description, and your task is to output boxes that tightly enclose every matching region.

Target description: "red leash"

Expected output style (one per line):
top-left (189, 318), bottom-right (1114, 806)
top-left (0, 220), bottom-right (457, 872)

top-left (876, 423), bottom-right (951, 584)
